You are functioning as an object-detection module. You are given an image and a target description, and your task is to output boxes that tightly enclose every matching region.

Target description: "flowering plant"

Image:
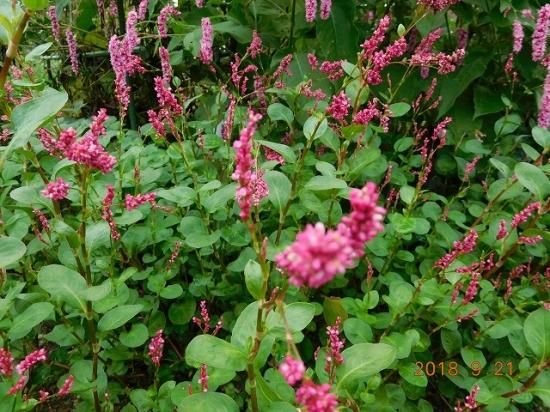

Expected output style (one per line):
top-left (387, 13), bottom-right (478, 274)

top-left (0, 0), bottom-right (549, 411)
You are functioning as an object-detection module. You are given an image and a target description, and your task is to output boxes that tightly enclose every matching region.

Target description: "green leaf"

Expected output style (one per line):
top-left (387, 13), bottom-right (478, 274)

top-left (532, 126), bottom-right (550, 149)
top-left (156, 186), bottom-right (196, 207)
top-left (514, 162), bottom-right (550, 200)
top-left (244, 260), bottom-right (264, 300)
top-left (257, 140), bottom-right (296, 164)
top-left (473, 86), bottom-right (504, 118)
top-left (266, 302), bottom-right (316, 334)
top-left (0, 236), bottom-right (26, 268)
top-left (264, 171), bottom-right (291, 211)
top-left (305, 176), bottom-right (347, 191)
top-left (523, 309), bottom-right (550, 362)
top-left (0, 87), bottom-right (68, 167)
top-left (336, 343), bottom-right (396, 391)
top-left (389, 102), bottom-right (411, 117)
top-left (185, 335), bottom-right (247, 371)
top-left (316, 0), bottom-right (358, 60)
top-left (176, 392), bottom-right (239, 412)
top-left (120, 324), bottom-right (149, 348)
top-left (494, 113), bottom-right (522, 136)
top-left (8, 302), bottom-right (54, 340)
top-left (168, 299), bottom-right (196, 325)
top-left (80, 281), bottom-right (112, 301)
top-left (303, 116), bottom-right (327, 141)
top-left (203, 184), bottom-right (237, 213)
top-left (38, 264), bottom-right (87, 311)
top-left (441, 329), bottom-right (462, 354)
top-left (267, 103), bottom-right (294, 125)
top-left (399, 186), bottom-right (415, 205)
top-left (343, 318), bottom-right (373, 344)
top-left (399, 362), bottom-right (428, 387)
top-left (25, 42), bottom-right (52, 61)
top-left (98, 304), bottom-right (143, 331)
top-left (22, 0), bottom-right (49, 10)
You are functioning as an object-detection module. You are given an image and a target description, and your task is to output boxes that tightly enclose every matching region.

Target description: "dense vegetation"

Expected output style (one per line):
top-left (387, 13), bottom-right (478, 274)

top-left (0, 0), bottom-right (549, 411)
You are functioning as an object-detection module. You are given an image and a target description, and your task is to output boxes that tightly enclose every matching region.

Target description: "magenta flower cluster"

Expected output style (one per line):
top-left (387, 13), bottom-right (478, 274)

top-left (296, 380), bottom-right (338, 412)
top-left (279, 356), bottom-right (305, 385)
top-left (276, 182), bottom-right (385, 288)
top-left (148, 330), bottom-right (165, 367)
top-left (200, 18), bottom-right (214, 64)
top-left (41, 178), bottom-right (70, 201)
top-left (434, 230), bottom-right (479, 270)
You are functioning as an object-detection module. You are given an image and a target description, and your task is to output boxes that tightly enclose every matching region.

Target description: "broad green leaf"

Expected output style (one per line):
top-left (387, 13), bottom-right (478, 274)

top-left (343, 318), bottom-right (373, 344)
top-left (303, 116), bottom-right (327, 141)
top-left (22, 0), bottom-right (49, 10)
top-left (0, 87), bottom-right (68, 167)
top-left (0, 236), bottom-right (26, 268)
top-left (120, 324), bottom-right (149, 348)
top-left (8, 302), bottom-right (54, 340)
top-left (38, 264), bottom-right (87, 311)
top-left (389, 102), bottom-right (411, 117)
top-left (523, 309), bottom-right (550, 362)
top-left (25, 42), bottom-right (52, 61)
top-left (514, 162), bottom-right (550, 200)
top-left (185, 335), bottom-right (247, 371)
top-left (267, 103), bottom-right (294, 125)
top-left (399, 186), bottom-right (415, 205)
top-left (473, 86), bottom-right (504, 118)
top-left (98, 304), bottom-right (143, 331)
top-left (494, 113), bottom-right (522, 136)
top-left (399, 363), bottom-right (428, 387)
top-left (316, 0), bottom-right (358, 60)
top-left (266, 302), bottom-right (316, 333)
top-left (336, 343), bottom-right (397, 391)
top-left (176, 392), bottom-right (239, 412)
top-left (156, 186), bottom-right (196, 207)
top-left (79, 281), bottom-right (112, 302)
top-left (305, 176), bottom-right (347, 191)
top-left (532, 127), bottom-right (550, 149)
top-left (244, 260), bottom-right (264, 300)
top-left (257, 140), bottom-right (296, 163)
top-left (203, 183), bottom-right (237, 213)
top-left (231, 301), bottom-right (259, 350)
top-left (264, 170), bottom-right (291, 211)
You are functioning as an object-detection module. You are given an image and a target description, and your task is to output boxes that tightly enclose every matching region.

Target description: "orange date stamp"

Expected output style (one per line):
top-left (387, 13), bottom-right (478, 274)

top-left (414, 360), bottom-right (515, 377)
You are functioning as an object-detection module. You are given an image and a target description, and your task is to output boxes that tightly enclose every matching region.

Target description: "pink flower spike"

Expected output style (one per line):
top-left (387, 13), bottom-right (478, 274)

top-left (0, 348), bottom-right (14, 377)
top-left (198, 364), bottom-right (208, 392)
top-left (157, 5), bottom-right (181, 39)
top-left (15, 348), bottom-right (47, 375)
top-left (247, 31), bottom-right (262, 58)
top-left (296, 380), bottom-right (338, 412)
top-left (148, 330), bottom-right (164, 367)
top-left (279, 356), bottom-right (305, 386)
top-left (7, 375), bottom-right (28, 396)
top-left (200, 18), bottom-right (214, 65)
top-left (231, 111), bottom-right (263, 221)
top-left (159, 46), bottom-right (172, 84)
top-left (41, 178), bottom-right (70, 201)
top-left (137, 0), bottom-right (149, 20)
top-left (320, 0), bottom-right (332, 20)
top-left (538, 69), bottom-right (550, 129)
top-left (511, 202), bottom-right (540, 228)
top-left (124, 192), bottom-right (156, 210)
top-left (47, 6), bottom-right (60, 42)
top-left (532, 5), bottom-right (550, 62)
top-left (57, 375), bottom-right (74, 397)
top-left (39, 389), bottom-right (49, 401)
top-left (305, 0), bottom-right (317, 22)
top-left (518, 235), bottom-right (543, 245)
top-left (65, 29), bottom-right (79, 75)
top-left (496, 220), bottom-right (508, 240)
top-left (361, 15), bottom-right (391, 59)
top-left (512, 20), bottom-right (524, 54)
top-left (434, 230), bottom-right (478, 270)
top-left (325, 317), bottom-right (344, 373)
top-left (196, 0), bottom-right (205, 7)
top-left (326, 91), bottom-right (351, 121)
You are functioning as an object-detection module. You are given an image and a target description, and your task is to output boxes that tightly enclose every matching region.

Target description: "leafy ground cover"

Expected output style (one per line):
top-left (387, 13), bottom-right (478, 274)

top-left (0, 0), bottom-right (549, 411)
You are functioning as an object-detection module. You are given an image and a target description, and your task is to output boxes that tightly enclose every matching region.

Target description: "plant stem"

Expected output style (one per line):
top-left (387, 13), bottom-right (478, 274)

top-left (0, 11), bottom-right (31, 89)
top-left (289, 0), bottom-right (297, 49)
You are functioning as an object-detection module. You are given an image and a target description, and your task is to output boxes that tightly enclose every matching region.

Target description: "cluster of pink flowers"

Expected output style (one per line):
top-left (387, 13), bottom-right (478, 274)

top-left (417, 0), bottom-right (460, 12)
top-left (305, 0), bottom-right (317, 22)
top-left (411, 29), bottom-right (465, 78)
top-left (299, 81), bottom-right (327, 102)
top-left (246, 31), bottom-right (262, 58)
top-left (231, 111), bottom-right (263, 220)
top-left (532, 5), bottom-right (550, 62)
top-left (434, 230), bottom-right (478, 270)
top-left (148, 76), bottom-right (183, 137)
top-left (102, 185), bottom-right (120, 240)
top-left (65, 29), bottom-right (79, 75)
top-left (192, 300), bottom-right (223, 335)
top-left (263, 146), bottom-right (285, 164)
top-left (148, 330), bottom-right (165, 367)
top-left (538, 71), bottom-right (550, 128)
top-left (49, 110), bottom-right (116, 173)
top-left (462, 272), bottom-right (480, 305)
top-left (137, 0), bottom-right (149, 20)
top-left (512, 20), bottom-right (524, 54)
top-left (361, 15), bottom-right (391, 59)
top-left (276, 182), bottom-right (385, 288)
top-left (326, 91), bottom-right (351, 121)
top-left (353, 99), bottom-right (380, 126)
top-left (296, 380), bottom-right (338, 412)
top-left (159, 46), bottom-right (172, 84)
top-left (273, 54), bottom-right (293, 82)
top-left (33, 209), bottom-right (50, 233)
top-left (518, 235), bottom-right (543, 245)
top-left (0, 348), bottom-right (14, 376)
top-left (158, 5), bottom-right (180, 38)
top-left (279, 356), bottom-right (305, 385)
top-left (109, 11), bottom-right (145, 114)
top-left (320, 0), bottom-right (333, 20)
top-left (196, 0), bottom-right (205, 7)
top-left (463, 156), bottom-right (481, 180)
top-left (16, 348), bottom-right (48, 375)
top-left (249, 169), bottom-right (269, 206)
top-left (367, 37), bottom-right (407, 84)
top-left (496, 219), bottom-right (508, 240)
top-left (4, 348), bottom-right (48, 395)
top-left (200, 18), bottom-right (214, 64)
top-left (229, 54), bottom-right (258, 95)
top-left (319, 60), bottom-right (345, 80)
top-left (222, 96), bottom-right (236, 140)
top-left (124, 192), bottom-right (156, 210)
top-left (41, 178), bottom-right (70, 200)
top-left (47, 6), bottom-right (60, 42)
top-left (511, 201), bottom-right (540, 228)
top-left (58, 375), bottom-right (75, 397)
top-left (325, 317), bottom-right (344, 375)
